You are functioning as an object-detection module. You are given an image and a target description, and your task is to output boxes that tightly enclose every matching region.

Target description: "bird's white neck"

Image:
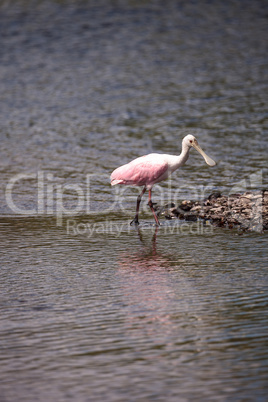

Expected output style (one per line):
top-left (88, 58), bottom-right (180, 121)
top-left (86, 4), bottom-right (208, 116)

top-left (168, 143), bottom-right (191, 172)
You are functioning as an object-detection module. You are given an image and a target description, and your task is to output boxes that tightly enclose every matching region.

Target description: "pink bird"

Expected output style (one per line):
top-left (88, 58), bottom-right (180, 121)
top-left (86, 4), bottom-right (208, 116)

top-left (111, 134), bottom-right (216, 226)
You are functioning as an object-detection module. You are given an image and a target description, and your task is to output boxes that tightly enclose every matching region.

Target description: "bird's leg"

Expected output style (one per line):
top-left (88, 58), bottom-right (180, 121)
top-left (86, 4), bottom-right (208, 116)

top-left (148, 189), bottom-right (160, 226)
top-left (130, 187), bottom-right (146, 225)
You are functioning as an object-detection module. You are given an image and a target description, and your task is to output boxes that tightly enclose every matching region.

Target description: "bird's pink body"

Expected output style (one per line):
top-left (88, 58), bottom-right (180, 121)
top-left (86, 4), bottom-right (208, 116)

top-left (111, 154), bottom-right (170, 189)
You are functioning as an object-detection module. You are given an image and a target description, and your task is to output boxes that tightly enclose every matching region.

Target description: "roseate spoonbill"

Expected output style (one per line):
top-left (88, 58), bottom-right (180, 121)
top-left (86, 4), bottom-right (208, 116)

top-left (111, 134), bottom-right (216, 226)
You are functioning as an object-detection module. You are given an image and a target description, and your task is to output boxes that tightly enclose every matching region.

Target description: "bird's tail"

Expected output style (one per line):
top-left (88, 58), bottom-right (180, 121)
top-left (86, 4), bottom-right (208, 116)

top-left (111, 178), bottom-right (124, 186)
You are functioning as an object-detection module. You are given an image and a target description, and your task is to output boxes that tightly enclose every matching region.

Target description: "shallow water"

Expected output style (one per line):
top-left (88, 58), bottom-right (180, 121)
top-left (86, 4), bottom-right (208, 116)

top-left (1, 217), bottom-right (268, 401)
top-left (0, 0), bottom-right (268, 401)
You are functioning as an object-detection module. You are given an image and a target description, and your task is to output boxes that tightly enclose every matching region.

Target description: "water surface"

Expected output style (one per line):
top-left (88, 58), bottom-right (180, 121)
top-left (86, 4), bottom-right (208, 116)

top-left (0, 1), bottom-right (268, 401)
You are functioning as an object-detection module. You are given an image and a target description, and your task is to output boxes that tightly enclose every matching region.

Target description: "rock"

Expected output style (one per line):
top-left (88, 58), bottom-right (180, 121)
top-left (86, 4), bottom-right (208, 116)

top-left (190, 205), bottom-right (202, 212)
top-left (160, 191), bottom-right (267, 232)
top-left (179, 200), bottom-right (194, 211)
top-left (208, 191), bottom-right (222, 201)
top-left (157, 203), bottom-right (176, 219)
top-left (240, 197), bottom-right (252, 206)
top-left (170, 207), bottom-right (179, 216)
top-left (242, 208), bottom-right (252, 215)
top-left (185, 214), bottom-right (197, 221)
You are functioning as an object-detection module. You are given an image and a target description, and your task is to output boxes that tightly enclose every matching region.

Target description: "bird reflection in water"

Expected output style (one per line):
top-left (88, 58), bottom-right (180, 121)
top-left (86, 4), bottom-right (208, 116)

top-left (116, 227), bottom-right (179, 339)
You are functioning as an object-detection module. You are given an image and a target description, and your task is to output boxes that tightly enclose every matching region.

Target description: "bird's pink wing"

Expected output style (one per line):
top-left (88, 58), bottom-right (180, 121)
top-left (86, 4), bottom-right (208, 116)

top-left (111, 157), bottom-right (168, 186)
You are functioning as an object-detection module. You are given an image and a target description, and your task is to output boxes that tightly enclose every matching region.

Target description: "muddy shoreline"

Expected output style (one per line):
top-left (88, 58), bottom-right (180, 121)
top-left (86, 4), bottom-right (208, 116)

top-left (156, 191), bottom-right (268, 232)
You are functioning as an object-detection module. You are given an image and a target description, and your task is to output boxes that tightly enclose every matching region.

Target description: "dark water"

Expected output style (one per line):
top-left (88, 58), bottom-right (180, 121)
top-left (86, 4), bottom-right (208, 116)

top-left (0, 1), bottom-right (268, 401)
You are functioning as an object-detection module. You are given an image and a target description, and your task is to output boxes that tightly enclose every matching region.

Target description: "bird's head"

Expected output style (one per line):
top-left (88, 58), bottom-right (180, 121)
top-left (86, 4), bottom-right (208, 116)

top-left (183, 134), bottom-right (216, 166)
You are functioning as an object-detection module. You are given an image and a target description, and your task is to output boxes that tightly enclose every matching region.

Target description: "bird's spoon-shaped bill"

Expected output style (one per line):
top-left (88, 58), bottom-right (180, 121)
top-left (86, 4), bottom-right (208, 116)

top-left (192, 142), bottom-right (216, 166)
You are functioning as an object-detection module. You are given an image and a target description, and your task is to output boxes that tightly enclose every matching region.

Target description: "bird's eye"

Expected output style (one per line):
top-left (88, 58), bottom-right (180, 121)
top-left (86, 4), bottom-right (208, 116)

top-left (190, 140), bottom-right (193, 143)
